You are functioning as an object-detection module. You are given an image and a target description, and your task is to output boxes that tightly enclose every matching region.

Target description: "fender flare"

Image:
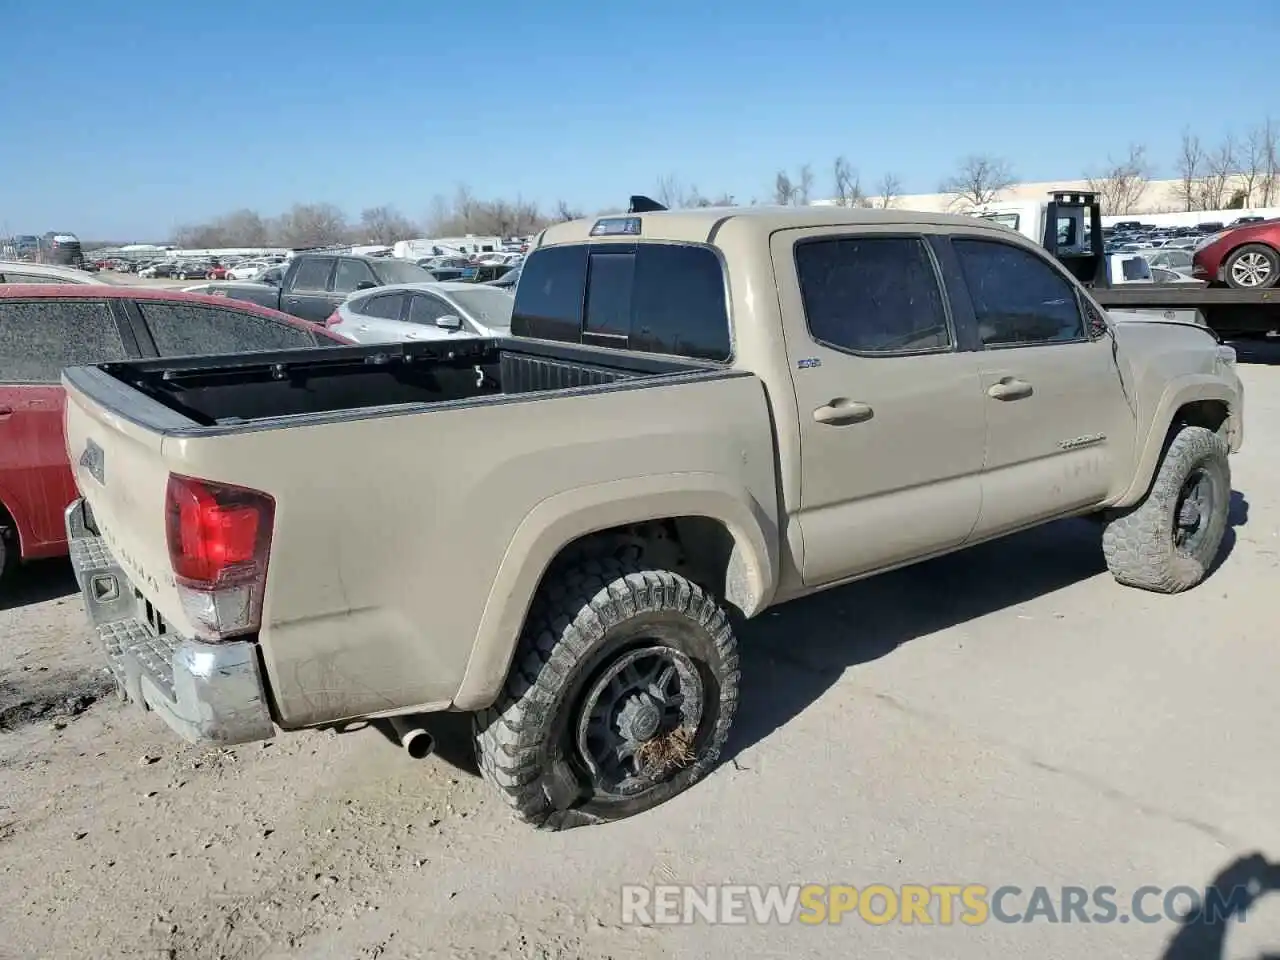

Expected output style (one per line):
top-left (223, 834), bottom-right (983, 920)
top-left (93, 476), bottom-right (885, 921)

top-left (1114, 375), bottom-right (1239, 508)
top-left (452, 472), bottom-right (779, 710)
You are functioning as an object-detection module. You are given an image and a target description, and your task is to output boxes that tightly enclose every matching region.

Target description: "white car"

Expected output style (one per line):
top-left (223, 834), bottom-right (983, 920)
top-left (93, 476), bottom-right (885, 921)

top-left (327, 281), bottom-right (514, 343)
top-left (0, 260), bottom-right (116, 285)
top-left (227, 260), bottom-right (270, 280)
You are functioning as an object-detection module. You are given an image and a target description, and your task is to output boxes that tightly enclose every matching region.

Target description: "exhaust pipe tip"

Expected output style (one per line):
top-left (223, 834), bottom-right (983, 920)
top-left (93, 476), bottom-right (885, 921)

top-left (388, 715), bottom-right (435, 760)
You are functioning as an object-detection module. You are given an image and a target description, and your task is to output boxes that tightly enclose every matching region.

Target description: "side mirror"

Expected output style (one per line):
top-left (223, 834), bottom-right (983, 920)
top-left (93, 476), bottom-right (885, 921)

top-left (436, 314), bottom-right (462, 330)
top-left (261, 273), bottom-right (280, 286)
top-left (355, 280), bottom-right (377, 291)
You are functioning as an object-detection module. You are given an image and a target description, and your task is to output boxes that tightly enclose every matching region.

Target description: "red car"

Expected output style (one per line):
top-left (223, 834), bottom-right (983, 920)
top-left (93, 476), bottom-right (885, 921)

top-left (1192, 218), bottom-right (1280, 289)
top-left (206, 264), bottom-right (229, 280)
top-left (0, 286), bottom-right (349, 583)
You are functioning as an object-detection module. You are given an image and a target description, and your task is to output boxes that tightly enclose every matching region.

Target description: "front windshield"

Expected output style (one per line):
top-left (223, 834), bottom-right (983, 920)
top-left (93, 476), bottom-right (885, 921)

top-left (374, 259), bottom-right (435, 284)
top-left (452, 288), bottom-right (515, 331)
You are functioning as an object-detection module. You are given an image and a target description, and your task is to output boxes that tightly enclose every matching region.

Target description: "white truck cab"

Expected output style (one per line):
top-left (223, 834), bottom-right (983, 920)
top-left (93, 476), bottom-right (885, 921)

top-left (969, 198), bottom-right (1154, 285)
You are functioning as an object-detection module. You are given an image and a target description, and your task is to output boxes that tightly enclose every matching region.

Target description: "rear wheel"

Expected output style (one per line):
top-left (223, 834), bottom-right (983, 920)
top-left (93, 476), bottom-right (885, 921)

top-left (474, 558), bottom-right (739, 830)
top-left (1224, 243), bottom-right (1279, 289)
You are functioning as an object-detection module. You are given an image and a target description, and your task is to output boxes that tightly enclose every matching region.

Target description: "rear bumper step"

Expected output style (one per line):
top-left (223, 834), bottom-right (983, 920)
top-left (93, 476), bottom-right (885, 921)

top-left (65, 498), bottom-right (275, 745)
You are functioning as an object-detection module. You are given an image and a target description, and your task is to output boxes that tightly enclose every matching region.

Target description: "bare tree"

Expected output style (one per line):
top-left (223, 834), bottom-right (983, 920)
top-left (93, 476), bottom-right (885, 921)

top-left (1085, 144), bottom-right (1152, 215)
top-left (832, 156), bottom-right (863, 207)
top-left (358, 206), bottom-right (417, 245)
top-left (773, 171), bottom-right (795, 205)
top-left (655, 174), bottom-right (685, 209)
top-left (173, 208), bottom-right (270, 248)
top-left (1257, 117), bottom-right (1280, 207)
top-left (940, 155), bottom-right (1014, 208)
top-left (795, 164), bottom-right (814, 206)
top-left (220, 209), bottom-right (269, 246)
top-left (274, 203), bottom-right (349, 247)
top-left (1176, 131), bottom-right (1207, 212)
top-left (874, 172), bottom-right (903, 209)
top-left (452, 184), bottom-right (479, 226)
top-left (1199, 135), bottom-right (1238, 210)
top-left (423, 195), bottom-right (451, 235)
top-left (555, 200), bottom-right (583, 222)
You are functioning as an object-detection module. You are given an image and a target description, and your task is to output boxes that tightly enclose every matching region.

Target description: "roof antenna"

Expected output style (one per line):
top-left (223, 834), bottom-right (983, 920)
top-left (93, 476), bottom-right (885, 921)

top-left (628, 195), bottom-right (667, 213)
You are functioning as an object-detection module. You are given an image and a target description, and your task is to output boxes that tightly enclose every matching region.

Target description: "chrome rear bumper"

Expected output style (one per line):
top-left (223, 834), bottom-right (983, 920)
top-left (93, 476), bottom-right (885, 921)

top-left (65, 498), bottom-right (274, 744)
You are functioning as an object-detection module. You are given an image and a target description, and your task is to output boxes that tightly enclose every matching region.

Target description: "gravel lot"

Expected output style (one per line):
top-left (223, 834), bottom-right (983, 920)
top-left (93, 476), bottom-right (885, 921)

top-left (2, 343), bottom-right (1279, 960)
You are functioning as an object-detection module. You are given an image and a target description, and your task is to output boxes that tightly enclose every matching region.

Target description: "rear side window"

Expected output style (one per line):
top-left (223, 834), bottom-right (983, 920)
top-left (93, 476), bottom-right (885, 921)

top-left (512, 243), bottom-right (730, 361)
top-left (794, 237), bottom-right (951, 354)
top-left (291, 258), bottom-right (333, 292)
top-left (137, 301), bottom-right (319, 356)
top-left (0, 300), bottom-right (127, 382)
top-left (1, 272), bottom-right (66, 284)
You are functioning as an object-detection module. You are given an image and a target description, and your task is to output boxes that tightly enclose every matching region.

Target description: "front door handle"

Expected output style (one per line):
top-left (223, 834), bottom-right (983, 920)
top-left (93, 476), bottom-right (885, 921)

top-left (0, 405), bottom-right (12, 420)
top-left (987, 378), bottom-right (1033, 401)
top-left (813, 398), bottom-right (874, 425)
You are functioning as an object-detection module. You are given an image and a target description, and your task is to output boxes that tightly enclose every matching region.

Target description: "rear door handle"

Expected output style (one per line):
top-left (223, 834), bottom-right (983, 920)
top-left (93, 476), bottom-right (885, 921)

top-left (987, 378), bottom-right (1033, 400)
top-left (813, 398), bottom-right (874, 425)
top-left (0, 405), bottom-right (12, 420)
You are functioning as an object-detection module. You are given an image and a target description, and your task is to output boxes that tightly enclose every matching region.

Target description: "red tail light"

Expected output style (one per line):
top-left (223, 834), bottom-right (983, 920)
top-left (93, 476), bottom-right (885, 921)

top-left (165, 474), bottom-right (274, 640)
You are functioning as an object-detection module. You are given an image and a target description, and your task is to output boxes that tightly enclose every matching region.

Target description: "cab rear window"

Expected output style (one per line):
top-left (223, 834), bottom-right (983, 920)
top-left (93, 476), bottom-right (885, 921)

top-left (511, 243), bottom-right (731, 361)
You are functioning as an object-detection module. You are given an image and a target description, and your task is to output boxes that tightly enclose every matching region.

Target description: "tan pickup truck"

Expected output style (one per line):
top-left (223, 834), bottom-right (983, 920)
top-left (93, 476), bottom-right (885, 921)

top-left (62, 205), bottom-right (1243, 829)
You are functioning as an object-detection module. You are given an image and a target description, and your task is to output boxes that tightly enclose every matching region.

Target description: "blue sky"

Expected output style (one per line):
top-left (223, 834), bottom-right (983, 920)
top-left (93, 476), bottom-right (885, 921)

top-left (1, 0), bottom-right (1274, 239)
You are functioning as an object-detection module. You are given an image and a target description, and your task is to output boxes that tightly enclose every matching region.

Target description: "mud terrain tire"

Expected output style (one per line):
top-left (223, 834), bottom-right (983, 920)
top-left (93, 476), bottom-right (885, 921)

top-left (1102, 425), bottom-right (1230, 593)
top-left (474, 558), bottom-right (739, 830)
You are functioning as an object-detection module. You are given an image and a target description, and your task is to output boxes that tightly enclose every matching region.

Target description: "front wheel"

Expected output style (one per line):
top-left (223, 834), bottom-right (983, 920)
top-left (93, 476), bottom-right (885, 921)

top-left (474, 559), bottom-right (739, 830)
top-left (1224, 243), bottom-right (1279, 289)
top-left (1102, 425), bottom-right (1231, 593)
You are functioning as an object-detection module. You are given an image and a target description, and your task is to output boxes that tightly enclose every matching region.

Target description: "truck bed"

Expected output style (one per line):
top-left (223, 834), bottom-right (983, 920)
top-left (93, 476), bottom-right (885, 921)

top-left (61, 334), bottom-right (776, 730)
top-left (74, 338), bottom-right (712, 430)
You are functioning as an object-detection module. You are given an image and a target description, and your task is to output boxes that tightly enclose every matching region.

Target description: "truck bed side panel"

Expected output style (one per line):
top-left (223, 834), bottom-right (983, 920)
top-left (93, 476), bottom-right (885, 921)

top-left (152, 371), bottom-right (778, 727)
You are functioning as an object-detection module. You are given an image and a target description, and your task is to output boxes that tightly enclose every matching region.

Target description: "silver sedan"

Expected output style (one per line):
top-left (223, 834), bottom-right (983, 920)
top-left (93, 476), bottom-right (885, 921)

top-left (328, 281), bottom-right (514, 343)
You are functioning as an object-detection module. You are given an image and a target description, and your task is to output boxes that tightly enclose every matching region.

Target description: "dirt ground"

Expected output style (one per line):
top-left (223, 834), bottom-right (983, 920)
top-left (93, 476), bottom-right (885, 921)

top-left (3, 344), bottom-right (1280, 960)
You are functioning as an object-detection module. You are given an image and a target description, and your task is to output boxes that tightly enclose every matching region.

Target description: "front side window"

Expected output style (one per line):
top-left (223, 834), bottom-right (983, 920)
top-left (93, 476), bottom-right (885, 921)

top-left (359, 294), bottom-right (404, 321)
top-left (137, 301), bottom-right (318, 356)
top-left (0, 300), bottom-right (127, 382)
top-left (333, 259), bottom-right (377, 295)
top-left (408, 294), bottom-right (450, 325)
top-left (794, 236), bottom-right (951, 354)
top-left (953, 238), bottom-right (1085, 347)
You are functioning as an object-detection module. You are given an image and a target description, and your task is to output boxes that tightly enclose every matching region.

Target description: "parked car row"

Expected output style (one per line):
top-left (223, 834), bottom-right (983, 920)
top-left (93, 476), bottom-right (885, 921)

top-left (1104, 217), bottom-right (1280, 289)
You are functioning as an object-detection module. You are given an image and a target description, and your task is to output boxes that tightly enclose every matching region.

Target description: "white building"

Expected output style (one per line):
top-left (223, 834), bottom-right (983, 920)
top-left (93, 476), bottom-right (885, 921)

top-left (819, 177), bottom-right (1278, 219)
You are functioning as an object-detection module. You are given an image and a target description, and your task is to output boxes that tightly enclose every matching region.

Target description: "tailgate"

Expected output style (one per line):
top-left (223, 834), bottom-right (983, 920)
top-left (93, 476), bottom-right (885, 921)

top-left (63, 373), bottom-right (184, 628)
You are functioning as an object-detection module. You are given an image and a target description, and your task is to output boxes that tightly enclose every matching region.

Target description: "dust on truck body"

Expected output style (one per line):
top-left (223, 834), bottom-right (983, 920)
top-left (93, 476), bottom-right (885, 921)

top-left (62, 199), bottom-right (1244, 830)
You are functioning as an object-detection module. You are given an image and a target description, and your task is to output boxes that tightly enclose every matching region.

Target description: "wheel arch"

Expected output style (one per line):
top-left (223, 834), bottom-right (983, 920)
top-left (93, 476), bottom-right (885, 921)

top-left (1114, 377), bottom-right (1238, 508)
top-left (452, 473), bottom-right (779, 710)
top-left (0, 482), bottom-right (33, 561)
